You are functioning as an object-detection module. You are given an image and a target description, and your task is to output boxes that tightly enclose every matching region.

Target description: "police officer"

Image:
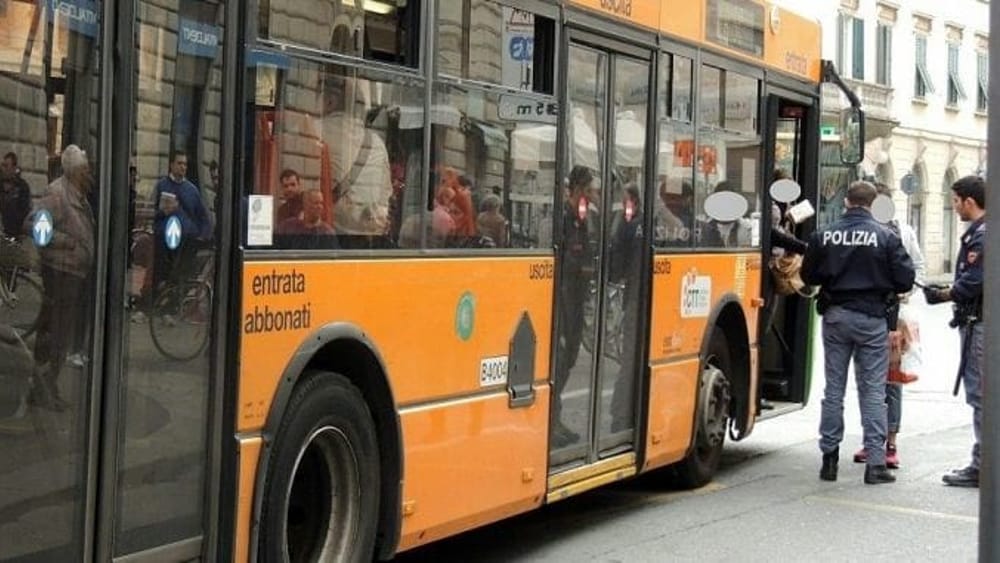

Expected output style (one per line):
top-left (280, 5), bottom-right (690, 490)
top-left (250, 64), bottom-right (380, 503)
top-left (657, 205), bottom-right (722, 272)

top-left (801, 181), bottom-right (915, 484)
top-left (924, 175), bottom-right (985, 488)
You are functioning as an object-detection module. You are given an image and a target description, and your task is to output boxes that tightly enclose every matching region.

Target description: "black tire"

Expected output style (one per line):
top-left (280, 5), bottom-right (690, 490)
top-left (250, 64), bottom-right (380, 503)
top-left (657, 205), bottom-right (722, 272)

top-left (258, 371), bottom-right (380, 563)
top-left (149, 281), bottom-right (211, 361)
top-left (673, 330), bottom-right (732, 489)
top-left (5, 271), bottom-right (43, 339)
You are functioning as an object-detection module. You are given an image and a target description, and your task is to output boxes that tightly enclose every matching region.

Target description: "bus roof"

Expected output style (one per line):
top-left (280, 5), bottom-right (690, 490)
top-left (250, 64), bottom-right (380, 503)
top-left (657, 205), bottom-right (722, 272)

top-left (569, 0), bottom-right (822, 83)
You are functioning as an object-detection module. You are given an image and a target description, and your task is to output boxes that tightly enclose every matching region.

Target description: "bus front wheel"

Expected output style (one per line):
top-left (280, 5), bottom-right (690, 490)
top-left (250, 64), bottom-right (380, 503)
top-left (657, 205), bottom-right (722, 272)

top-left (258, 370), bottom-right (380, 563)
top-left (673, 331), bottom-right (732, 489)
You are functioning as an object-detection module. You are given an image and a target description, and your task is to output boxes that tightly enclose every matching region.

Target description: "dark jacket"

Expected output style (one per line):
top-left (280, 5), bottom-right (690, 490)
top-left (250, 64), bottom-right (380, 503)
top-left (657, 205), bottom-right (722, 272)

top-left (801, 207), bottom-right (915, 317)
top-left (952, 217), bottom-right (984, 306)
top-left (154, 175), bottom-right (212, 241)
top-left (0, 174), bottom-right (31, 238)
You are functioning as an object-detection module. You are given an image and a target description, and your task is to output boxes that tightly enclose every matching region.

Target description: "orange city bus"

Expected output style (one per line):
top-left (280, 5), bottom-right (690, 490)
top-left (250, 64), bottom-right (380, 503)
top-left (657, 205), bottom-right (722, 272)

top-left (0, 0), bottom-right (862, 561)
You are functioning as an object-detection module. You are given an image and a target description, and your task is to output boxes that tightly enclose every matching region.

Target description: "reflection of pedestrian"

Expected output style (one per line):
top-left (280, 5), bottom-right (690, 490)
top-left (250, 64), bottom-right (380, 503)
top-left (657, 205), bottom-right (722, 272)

top-left (924, 175), bottom-right (986, 488)
top-left (552, 165), bottom-right (594, 448)
top-left (609, 184), bottom-right (644, 432)
top-left (801, 181), bottom-right (915, 485)
top-left (1, 152), bottom-right (31, 238)
top-left (26, 145), bottom-right (96, 411)
top-left (153, 151), bottom-right (212, 290)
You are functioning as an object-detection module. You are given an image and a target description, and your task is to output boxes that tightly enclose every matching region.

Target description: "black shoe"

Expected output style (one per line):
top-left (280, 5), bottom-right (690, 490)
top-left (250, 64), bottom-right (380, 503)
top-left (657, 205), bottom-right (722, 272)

top-left (820, 449), bottom-right (839, 481)
top-left (942, 466), bottom-right (979, 488)
top-left (551, 422), bottom-right (580, 448)
top-left (864, 464), bottom-right (896, 484)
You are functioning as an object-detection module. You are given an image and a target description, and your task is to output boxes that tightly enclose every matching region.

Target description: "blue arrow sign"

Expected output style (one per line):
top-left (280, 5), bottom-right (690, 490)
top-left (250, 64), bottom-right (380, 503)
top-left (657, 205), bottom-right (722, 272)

top-left (165, 216), bottom-right (183, 250)
top-left (33, 209), bottom-right (54, 247)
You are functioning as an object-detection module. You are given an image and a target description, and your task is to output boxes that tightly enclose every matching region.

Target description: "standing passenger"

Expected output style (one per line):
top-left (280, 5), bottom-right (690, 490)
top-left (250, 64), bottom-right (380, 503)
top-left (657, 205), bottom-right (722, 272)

top-left (800, 181), bottom-right (915, 484)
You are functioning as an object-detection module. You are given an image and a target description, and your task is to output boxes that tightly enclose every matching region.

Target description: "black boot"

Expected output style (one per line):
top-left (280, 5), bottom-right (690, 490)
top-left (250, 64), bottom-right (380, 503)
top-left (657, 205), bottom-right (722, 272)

top-left (820, 449), bottom-right (839, 481)
top-left (864, 464), bottom-right (896, 485)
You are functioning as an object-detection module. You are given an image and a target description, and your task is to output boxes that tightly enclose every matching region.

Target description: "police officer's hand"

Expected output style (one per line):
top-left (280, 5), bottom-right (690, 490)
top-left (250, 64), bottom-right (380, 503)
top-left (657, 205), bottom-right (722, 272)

top-left (923, 284), bottom-right (951, 305)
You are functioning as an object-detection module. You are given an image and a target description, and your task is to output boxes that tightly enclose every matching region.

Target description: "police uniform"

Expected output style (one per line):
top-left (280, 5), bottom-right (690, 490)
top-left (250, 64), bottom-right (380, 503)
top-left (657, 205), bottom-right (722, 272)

top-left (948, 218), bottom-right (985, 473)
top-left (801, 207), bottom-right (915, 474)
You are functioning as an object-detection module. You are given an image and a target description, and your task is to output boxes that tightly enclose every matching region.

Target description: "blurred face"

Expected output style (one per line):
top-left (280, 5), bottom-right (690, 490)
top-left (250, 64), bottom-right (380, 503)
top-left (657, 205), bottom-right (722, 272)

top-left (170, 155), bottom-right (188, 179)
top-left (282, 174), bottom-right (302, 199)
top-left (69, 163), bottom-right (93, 193)
top-left (303, 191), bottom-right (325, 222)
top-left (1, 157), bottom-right (14, 177)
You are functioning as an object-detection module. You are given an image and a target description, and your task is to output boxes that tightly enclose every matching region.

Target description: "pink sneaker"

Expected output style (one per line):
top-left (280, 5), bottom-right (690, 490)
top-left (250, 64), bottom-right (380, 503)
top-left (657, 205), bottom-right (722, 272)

top-left (853, 448), bottom-right (868, 463)
top-left (886, 446), bottom-right (900, 469)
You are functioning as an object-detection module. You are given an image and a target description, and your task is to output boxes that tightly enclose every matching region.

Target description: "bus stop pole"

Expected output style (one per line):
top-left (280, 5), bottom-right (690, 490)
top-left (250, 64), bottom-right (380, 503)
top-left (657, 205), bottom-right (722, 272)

top-left (980, 2), bottom-right (1000, 559)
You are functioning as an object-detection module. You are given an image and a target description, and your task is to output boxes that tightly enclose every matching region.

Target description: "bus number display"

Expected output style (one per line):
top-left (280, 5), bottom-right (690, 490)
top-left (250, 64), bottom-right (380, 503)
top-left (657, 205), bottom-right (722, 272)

top-left (480, 356), bottom-right (510, 387)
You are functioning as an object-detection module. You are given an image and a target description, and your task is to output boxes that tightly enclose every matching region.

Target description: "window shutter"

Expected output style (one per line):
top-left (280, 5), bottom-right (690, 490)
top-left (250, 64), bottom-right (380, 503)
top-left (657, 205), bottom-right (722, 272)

top-left (852, 18), bottom-right (865, 80)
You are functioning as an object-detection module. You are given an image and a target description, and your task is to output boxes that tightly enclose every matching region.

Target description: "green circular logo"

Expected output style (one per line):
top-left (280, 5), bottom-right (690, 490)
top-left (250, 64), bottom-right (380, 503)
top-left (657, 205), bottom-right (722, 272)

top-left (455, 292), bottom-right (476, 341)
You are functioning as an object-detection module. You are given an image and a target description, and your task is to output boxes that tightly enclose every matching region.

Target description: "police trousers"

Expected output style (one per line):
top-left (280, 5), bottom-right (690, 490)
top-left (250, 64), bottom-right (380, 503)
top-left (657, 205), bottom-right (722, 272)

top-left (820, 306), bottom-right (889, 465)
top-left (960, 322), bottom-right (984, 469)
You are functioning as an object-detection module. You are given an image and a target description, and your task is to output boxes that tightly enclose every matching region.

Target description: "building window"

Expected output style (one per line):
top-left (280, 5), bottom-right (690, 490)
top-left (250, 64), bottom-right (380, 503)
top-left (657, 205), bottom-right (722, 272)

top-left (836, 14), bottom-right (865, 80)
top-left (876, 23), bottom-right (892, 86)
top-left (947, 43), bottom-right (968, 108)
top-left (914, 36), bottom-right (934, 99)
top-left (977, 52), bottom-right (989, 112)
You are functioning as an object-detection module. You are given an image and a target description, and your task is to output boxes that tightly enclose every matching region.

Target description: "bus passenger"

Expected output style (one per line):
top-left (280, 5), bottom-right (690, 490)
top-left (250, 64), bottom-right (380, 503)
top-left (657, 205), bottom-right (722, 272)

top-left (275, 189), bottom-right (335, 249)
top-left (477, 194), bottom-right (508, 247)
top-left (609, 184), bottom-right (644, 432)
top-left (276, 168), bottom-right (304, 224)
top-left (552, 165), bottom-right (595, 447)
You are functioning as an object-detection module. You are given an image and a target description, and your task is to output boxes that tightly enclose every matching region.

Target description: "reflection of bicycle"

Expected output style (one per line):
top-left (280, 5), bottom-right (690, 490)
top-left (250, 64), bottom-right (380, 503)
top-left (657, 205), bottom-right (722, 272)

top-left (149, 247), bottom-right (213, 361)
top-left (0, 237), bottom-right (42, 339)
top-left (581, 280), bottom-right (625, 361)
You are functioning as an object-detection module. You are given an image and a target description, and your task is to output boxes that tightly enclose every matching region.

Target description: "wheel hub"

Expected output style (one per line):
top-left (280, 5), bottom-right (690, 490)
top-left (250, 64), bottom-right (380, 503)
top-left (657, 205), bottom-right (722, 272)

top-left (699, 365), bottom-right (731, 447)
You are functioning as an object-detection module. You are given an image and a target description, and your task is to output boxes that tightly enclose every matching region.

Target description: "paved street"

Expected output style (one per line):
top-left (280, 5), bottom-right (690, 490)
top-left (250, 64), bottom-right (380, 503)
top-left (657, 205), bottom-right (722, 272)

top-left (396, 296), bottom-right (983, 562)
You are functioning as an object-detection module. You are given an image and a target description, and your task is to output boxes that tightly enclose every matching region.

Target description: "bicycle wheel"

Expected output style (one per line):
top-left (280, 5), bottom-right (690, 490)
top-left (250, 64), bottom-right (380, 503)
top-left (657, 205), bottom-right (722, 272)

top-left (149, 281), bottom-right (212, 361)
top-left (0, 270), bottom-right (43, 339)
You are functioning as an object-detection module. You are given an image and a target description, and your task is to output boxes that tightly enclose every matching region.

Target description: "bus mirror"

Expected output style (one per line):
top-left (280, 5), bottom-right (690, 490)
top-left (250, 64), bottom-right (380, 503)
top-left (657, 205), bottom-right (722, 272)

top-left (839, 107), bottom-right (865, 165)
top-left (768, 179), bottom-right (802, 203)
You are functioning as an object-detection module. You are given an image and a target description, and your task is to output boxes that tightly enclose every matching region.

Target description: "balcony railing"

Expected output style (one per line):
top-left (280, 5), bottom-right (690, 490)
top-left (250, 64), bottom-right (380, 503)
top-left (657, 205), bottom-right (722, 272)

top-left (822, 78), bottom-right (895, 124)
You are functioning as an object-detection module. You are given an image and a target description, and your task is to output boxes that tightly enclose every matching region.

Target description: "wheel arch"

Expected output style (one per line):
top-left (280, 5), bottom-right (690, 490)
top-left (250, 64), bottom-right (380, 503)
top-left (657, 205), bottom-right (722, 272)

top-left (695, 295), bottom-right (752, 442)
top-left (251, 322), bottom-right (403, 562)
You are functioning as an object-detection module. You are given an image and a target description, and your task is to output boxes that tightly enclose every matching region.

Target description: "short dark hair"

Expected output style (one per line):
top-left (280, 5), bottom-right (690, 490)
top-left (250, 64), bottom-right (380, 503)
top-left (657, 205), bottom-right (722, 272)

top-left (568, 165), bottom-right (593, 191)
top-left (3, 152), bottom-right (15, 165)
top-left (951, 175), bottom-right (986, 209)
top-left (624, 183), bottom-right (641, 203)
top-left (279, 168), bottom-right (300, 182)
top-left (170, 150), bottom-right (187, 163)
top-left (846, 181), bottom-right (877, 207)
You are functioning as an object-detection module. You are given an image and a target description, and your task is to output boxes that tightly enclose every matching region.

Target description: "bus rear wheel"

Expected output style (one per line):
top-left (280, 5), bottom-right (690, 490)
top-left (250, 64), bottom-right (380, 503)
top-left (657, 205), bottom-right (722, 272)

top-left (673, 331), bottom-right (732, 489)
top-left (259, 371), bottom-right (380, 563)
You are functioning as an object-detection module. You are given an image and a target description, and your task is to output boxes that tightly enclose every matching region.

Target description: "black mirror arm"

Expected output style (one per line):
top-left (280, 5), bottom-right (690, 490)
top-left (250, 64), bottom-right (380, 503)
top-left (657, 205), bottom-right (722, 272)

top-left (821, 60), bottom-right (862, 109)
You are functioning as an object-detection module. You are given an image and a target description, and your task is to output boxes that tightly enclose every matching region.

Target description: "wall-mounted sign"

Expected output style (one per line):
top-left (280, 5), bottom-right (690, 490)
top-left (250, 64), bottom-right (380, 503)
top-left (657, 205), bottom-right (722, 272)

top-left (178, 18), bottom-right (220, 59)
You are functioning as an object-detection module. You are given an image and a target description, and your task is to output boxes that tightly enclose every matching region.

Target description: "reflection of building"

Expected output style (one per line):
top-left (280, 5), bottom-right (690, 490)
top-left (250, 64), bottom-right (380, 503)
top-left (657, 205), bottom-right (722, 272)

top-left (812, 0), bottom-right (988, 275)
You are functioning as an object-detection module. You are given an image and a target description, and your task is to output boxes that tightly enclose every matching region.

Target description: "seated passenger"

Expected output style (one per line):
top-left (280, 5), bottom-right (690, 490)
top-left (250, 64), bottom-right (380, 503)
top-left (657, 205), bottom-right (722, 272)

top-left (275, 189), bottom-right (336, 249)
top-left (476, 194), bottom-right (508, 247)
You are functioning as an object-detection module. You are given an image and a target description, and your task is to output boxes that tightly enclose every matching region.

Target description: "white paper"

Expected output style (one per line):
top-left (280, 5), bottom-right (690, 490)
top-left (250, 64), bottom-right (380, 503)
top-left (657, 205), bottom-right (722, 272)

top-left (247, 195), bottom-right (274, 246)
top-left (787, 199), bottom-right (816, 224)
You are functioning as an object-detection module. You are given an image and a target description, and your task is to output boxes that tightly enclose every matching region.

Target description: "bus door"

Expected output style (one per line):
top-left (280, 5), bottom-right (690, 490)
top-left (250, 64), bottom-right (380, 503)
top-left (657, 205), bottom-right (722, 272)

top-left (550, 36), bottom-right (652, 470)
top-left (759, 90), bottom-right (819, 411)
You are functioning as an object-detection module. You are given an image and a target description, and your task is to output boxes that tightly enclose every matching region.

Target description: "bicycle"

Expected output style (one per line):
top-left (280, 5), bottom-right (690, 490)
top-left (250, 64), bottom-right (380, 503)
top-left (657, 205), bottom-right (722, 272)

top-left (0, 236), bottom-right (43, 339)
top-left (148, 243), bottom-right (214, 361)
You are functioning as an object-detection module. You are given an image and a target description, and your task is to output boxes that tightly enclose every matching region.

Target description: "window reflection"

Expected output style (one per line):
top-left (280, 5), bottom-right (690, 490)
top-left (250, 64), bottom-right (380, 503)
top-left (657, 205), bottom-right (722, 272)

top-left (422, 84), bottom-right (556, 249)
top-left (252, 59), bottom-right (424, 250)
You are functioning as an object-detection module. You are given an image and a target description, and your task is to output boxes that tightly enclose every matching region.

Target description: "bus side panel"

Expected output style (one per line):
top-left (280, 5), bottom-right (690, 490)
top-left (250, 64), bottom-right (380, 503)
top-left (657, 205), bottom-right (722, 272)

top-left (235, 437), bottom-right (262, 563)
top-left (643, 358), bottom-right (699, 471)
top-left (238, 258), bottom-right (554, 433)
top-left (396, 386), bottom-right (550, 552)
top-left (647, 253), bottom-right (762, 435)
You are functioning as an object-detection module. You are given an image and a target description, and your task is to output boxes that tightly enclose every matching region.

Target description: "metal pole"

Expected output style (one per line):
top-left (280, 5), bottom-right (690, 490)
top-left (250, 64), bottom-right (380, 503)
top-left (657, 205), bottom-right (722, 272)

top-left (979, 1), bottom-right (1000, 559)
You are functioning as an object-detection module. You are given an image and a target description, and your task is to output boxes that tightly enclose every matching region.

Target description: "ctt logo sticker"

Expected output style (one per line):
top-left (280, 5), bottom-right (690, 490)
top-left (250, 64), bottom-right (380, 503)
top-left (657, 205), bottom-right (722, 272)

top-left (455, 291), bottom-right (476, 341)
top-left (680, 270), bottom-right (711, 318)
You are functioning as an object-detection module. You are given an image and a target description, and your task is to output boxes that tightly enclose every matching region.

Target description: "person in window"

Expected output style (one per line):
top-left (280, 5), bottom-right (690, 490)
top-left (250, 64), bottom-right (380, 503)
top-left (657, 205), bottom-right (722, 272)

top-left (25, 145), bottom-right (95, 411)
top-left (319, 37), bottom-right (393, 249)
top-left (276, 188), bottom-right (335, 246)
top-left (477, 194), bottom-right (508, 247)
top-left (1, 152), bottom-right (31, 239)
top-left (654, 178), bottom-right (693, 245)
top-left (609, 183), bottom-right (645, 432)
top-left (699, 180), bottom-right (753, 248)
top-left (276, 168), bottom-right (304, 224)
top-left (153, 150), bottom-right (213, 291)
top-left (552, 165), bottom-right (596, 448)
